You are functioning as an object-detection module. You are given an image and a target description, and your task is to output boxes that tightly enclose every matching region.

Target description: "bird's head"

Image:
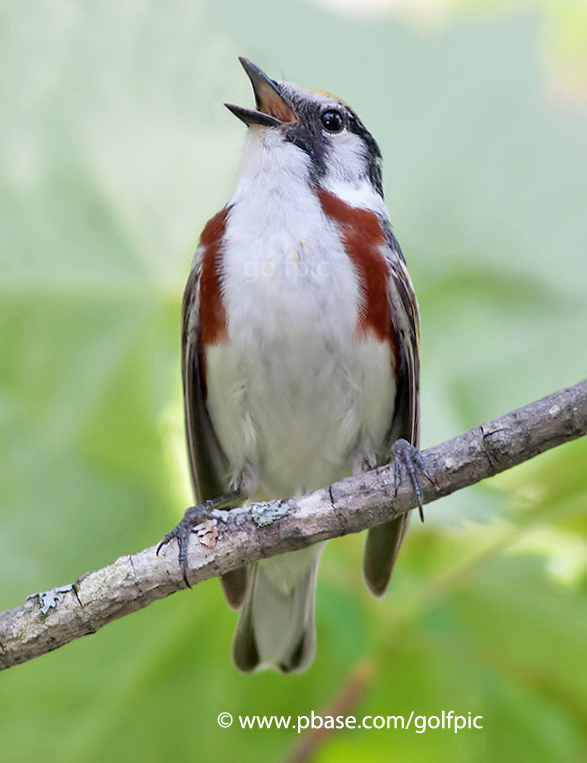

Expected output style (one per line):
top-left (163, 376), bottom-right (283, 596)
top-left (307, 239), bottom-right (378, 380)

top-left (225, 58), bottom-right (384, 201)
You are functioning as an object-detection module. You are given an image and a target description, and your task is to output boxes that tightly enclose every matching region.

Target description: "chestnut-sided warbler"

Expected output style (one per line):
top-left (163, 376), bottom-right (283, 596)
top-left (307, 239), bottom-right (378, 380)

top-left (158, 58), bottom-right (423, 673)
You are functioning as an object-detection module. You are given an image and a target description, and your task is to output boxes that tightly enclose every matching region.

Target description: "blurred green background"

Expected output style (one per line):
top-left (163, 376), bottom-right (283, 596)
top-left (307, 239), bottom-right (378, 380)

top-left (1, 0), bottom-right (586, 761)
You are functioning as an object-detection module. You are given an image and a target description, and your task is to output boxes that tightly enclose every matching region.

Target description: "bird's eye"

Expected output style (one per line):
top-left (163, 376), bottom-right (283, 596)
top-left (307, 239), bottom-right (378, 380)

top-left (320, 109), bottom-right (345, 133)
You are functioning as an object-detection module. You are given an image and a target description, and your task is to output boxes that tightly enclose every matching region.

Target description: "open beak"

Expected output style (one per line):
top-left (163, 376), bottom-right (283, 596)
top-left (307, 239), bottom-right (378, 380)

top-left (225, 57), bottom-right (296, 128)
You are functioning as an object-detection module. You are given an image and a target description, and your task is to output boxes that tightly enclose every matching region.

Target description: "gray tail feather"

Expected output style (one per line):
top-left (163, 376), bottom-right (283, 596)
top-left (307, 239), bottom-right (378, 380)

top-left (220, 567), bottom-right (249, 610)
top-left (232, 551), bottom-right (320, 673)
top-left (363, 513), bottom-right (410, 596)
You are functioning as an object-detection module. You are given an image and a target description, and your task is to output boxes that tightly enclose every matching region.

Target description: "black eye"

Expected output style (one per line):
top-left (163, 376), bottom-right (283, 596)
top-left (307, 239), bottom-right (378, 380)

top-left (320, 109), bottom-right (345, 133)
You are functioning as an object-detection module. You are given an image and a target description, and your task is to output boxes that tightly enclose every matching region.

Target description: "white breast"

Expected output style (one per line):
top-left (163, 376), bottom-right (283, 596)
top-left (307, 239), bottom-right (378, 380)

top-left (204, 129), bottom-right (396, 498)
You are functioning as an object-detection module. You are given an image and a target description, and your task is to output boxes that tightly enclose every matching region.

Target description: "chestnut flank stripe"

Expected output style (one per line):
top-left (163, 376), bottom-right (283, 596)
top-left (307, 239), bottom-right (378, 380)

top-left (199, 207), bottom-right (230, 346)
top-left (317, 188), bottom-right (392, 344)
top-left (198, 206), bottom-right (230, 397)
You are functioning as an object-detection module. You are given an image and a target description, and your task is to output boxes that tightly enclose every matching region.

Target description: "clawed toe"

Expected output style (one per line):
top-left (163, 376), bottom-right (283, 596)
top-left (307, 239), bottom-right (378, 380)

top-left (156, 492), bottom-right (243, 588)
top-left (156, 504), bottom-right (218, 587)
top-left (392, 439), bottom-right (433, 522)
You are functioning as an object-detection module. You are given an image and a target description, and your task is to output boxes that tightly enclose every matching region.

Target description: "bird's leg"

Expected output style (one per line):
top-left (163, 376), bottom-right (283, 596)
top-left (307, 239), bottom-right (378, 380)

top-left (392, 439), bottom-right (434, 522)
top-left (157, 490), bottom-right (244, 586)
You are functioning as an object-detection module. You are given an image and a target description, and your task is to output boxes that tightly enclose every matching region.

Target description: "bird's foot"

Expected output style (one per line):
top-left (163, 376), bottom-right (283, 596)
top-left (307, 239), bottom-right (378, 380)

top-left (157, 504), bottom-right (218, 586)
top-left (392, 439), bottom-right (435, 522)
top-left (156, 492), bottom-right (242, 587)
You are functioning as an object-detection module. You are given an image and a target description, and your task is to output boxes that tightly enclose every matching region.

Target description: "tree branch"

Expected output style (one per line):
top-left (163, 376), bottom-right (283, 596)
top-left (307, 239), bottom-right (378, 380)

top-left (1, 379), bottom-right (586, 671)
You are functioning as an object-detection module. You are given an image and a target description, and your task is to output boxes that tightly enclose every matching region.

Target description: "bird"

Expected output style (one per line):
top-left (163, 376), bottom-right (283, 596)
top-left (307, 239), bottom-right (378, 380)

top-left (158, 57), bottom-right (424, 673)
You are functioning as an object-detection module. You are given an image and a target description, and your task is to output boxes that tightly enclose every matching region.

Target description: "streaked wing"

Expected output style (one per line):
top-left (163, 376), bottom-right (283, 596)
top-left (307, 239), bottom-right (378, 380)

top-left (363, 225), bottom-right (420, 596)
top-left (182, 247), bottom-right (249, 608)
top-left (383, 233), bottom-right (420, 450)
top-left (182, 257), bottom-right (229, 502)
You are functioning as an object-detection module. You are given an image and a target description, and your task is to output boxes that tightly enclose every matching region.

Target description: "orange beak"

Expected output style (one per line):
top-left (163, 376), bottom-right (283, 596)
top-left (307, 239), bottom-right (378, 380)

top-left (225, 57), bottom-right (296, 128)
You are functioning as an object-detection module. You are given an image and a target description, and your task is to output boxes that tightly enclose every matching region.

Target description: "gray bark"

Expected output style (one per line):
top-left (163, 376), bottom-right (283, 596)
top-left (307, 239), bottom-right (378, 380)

top-left (1, 378), bottom-right (586, 671)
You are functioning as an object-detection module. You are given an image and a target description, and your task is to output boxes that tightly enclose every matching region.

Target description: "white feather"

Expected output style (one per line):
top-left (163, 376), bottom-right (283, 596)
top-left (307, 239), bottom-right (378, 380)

top-left (205, 127), bottom-right (395, 498)
top-left (206, 117), bottom-right (396, 671)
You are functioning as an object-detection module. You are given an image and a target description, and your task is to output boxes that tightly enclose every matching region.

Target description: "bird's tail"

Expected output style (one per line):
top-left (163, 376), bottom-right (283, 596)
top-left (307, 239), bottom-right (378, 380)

top-left (232, 545), bottom-right (323, 673)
